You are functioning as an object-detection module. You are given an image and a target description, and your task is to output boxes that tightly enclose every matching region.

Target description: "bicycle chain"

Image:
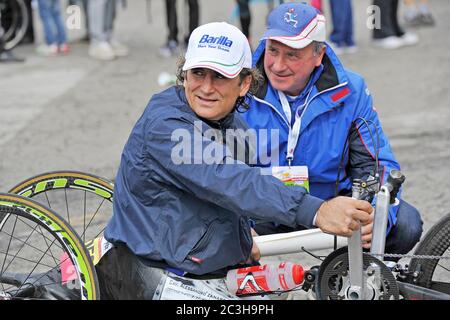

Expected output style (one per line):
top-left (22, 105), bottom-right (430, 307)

top-left (368, 253), bottom-right (450, 260)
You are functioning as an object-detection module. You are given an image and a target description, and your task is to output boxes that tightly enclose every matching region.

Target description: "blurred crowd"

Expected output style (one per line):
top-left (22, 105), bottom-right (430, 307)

top-left (1, 0), bottom-right (437, 62)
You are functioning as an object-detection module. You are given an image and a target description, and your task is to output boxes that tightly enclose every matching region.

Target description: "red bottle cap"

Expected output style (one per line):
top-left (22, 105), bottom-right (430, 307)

top-left (292, 264), bottom-right (304, 284)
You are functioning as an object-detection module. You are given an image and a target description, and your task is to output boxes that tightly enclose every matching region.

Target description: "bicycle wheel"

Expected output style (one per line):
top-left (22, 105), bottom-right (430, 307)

top-left (408, 213), bottom-right (450, 294)
top-left (8, 171), bottom-right (114, 244)
top-left (0, 193), bottom-right (99, 300)
top-left (0, 0), bottom-right (29, 51)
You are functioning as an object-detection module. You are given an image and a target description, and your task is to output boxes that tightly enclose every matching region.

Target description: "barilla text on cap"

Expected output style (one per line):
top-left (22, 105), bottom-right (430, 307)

top-left (199, 34), bottom-right (233, 52)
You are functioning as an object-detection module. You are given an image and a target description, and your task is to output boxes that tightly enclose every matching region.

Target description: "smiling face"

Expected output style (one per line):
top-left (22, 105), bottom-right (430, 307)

top-left (184, 68), bottom-right (251, 121)
top-left (264, 39), bottom-right (325, 96)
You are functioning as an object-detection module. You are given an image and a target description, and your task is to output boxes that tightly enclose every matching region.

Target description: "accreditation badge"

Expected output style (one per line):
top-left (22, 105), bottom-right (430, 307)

top-left (272, 166), bottom-right (310, 192)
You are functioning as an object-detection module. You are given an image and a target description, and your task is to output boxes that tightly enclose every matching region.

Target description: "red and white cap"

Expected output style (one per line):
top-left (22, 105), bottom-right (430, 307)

top-left (183, 22), bottom-right (252, 79)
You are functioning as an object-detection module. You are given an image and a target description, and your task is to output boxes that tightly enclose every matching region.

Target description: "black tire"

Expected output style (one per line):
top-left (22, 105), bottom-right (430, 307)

top-left (8, 171), bottom-right (114, 244)
top-left (0, 193), bottom-right (100, 300)
top-left (0, 0), bottom-right (29, 50)
top-left (408, 213), bottom-right (450, 294)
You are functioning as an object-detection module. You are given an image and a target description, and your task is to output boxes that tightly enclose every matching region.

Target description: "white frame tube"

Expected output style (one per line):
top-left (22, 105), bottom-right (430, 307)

top-left (254, 228), bottom-right (347, 257)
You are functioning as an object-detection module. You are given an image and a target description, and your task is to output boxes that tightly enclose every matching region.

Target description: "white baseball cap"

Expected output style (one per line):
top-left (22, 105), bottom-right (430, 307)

top-left (183, 22), bottom-right (252, 79)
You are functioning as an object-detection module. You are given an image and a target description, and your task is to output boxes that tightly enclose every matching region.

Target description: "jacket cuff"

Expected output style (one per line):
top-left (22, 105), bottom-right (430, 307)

top-left (295, 194), bottom-right (324, 228)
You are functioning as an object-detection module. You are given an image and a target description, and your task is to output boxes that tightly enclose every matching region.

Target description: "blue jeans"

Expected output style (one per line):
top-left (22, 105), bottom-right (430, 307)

top-left (384, 200), bottom-right (423, 258)
top-left (329, 0), bottom-right (355, 47)
top-left (88, 0), bottom-right (117, 44)
top-left (37, 0), bottom-right (67, 45)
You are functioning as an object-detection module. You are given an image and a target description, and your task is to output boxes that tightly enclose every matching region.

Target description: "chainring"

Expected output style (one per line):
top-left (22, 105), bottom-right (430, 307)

top-left (316, 247), bottom-right (399, 300)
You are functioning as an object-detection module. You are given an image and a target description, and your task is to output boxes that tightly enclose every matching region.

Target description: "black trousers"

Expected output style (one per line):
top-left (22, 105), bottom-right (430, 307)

top-left (372, 0), bottom-right (404, 39)
top-left (95, 244), bottom-right (165, 300)
top-left (165, 0), bottom-right (199, 45)
top-left (236, 0), bottom-right (251, 38)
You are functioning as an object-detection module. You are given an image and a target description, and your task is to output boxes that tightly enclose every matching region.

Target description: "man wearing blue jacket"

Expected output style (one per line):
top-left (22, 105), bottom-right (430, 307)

top-left (96, 21), bottom-right (374, 299)
top-left (241, 3), bottom-right (422, 256)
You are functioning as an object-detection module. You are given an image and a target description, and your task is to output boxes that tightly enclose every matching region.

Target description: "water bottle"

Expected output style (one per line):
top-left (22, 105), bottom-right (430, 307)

top-left (225, 262), bottom-right (304, 296)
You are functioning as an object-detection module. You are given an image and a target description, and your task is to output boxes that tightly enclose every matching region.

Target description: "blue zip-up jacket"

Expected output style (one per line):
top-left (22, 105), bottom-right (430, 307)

top-left (105, 86), bottom-right (324, 275)
top-left (241, 41), bottom-right (401, 231)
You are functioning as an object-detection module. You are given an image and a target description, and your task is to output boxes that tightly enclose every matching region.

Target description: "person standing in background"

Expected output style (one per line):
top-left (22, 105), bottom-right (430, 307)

top-left (159, 0), bottom-right (199, 58)
top-left (403, 0), bottom-right (435, 27)
top-left (88, 0), bottom-right (129, 61)
top-left (372, 0), bottom-right (418, 50)
top-left (328, 0), bottom-right (357, 54)
top-left (236, 0), bottom-right (252, 47)
top-left (36, 0), bottom-right (69, 56)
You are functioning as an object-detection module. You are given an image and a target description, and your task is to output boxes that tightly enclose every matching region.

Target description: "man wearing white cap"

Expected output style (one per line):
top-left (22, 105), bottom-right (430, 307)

top-left (242, 3), bottom-right (422, 258)
top-left (96, 21), bottom-right (374, 299)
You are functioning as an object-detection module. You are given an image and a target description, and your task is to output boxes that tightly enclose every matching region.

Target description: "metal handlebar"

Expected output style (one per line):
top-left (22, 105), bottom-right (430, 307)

top-left (347, 170), bottom-right (405, 299)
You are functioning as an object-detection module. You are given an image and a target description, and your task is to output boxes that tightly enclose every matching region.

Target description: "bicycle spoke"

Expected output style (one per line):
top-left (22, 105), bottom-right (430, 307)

top-left (80, 197), bottom-right (106, 240)
top-left (0, 250), bottom-right (55, 270)
top-left (1, 246), bottom-right (77, 295)
top-left (36, 225), bottom-right (59, 267)
top-left (83, 191), bottom-right (87, 243)
top-left (2, 219), bottom-right (41, 274)
top-left (436, 262), bottom-right (450, 273)
top-left (93, 227), bottom-right (107, 241)
top-left (64, 189), bottom-right (71, 226)
top-left (16, 216), bottom-right (63, 251)
top-left (44, 192), bottom-right (52, 209)
top-left (14, 237), bottom-right (58, 297)
top-left (0, 221), bottom-right (63, 258)
top-left (7, 254), bottom-right (74, 297)
top-left (0, 214), bottom-right (18, 293)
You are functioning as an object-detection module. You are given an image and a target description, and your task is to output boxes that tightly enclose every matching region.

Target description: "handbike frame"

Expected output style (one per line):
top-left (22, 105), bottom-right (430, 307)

top-left (254, 170), bottom-right (450, 300)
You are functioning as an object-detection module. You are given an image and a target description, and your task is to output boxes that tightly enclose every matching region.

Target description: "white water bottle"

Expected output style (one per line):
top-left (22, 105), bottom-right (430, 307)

top-left (225, 262), bottom-right (304, 296)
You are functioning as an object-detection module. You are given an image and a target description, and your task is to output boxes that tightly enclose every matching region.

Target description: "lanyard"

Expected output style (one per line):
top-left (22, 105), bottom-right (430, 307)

top-left (278, 88), bottom-right (313, 166)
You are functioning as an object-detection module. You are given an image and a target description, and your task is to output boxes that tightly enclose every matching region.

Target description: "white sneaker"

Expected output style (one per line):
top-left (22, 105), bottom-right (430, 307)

top-left (400, 32), bottom-right (419, 46)
top-left (344, 45), bottom-right (358, 54)
top-left (36, 44), bottom-right (58, 56)
top-left (327, 42), bottom-right (344, 55)
top-left (89, 42), bottom-right (115, 61)
top-left (158, 40), bottom-right (180, 58)
top-left (373, 36), bottom-right (405, 50)
top-left (110, 40), bottom-right (129, 57)
top-left (328, 43), bottom-right (358, 55)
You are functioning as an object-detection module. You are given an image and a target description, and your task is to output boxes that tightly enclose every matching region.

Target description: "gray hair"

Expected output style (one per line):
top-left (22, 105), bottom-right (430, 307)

top-left (313, 41), bottom-right (327, 56)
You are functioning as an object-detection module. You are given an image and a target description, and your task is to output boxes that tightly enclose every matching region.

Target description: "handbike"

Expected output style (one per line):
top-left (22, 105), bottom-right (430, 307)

top-left (6, 170), bottom-right (450, 300)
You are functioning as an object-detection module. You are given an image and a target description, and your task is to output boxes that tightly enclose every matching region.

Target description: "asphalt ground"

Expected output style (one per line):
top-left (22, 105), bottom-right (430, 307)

top-left (1, 0), bottom-right (449, 298)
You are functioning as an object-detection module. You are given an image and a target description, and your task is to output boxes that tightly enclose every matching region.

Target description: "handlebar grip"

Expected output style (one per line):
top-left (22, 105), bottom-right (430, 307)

top-left (387, 170), bottom-right (405, 204)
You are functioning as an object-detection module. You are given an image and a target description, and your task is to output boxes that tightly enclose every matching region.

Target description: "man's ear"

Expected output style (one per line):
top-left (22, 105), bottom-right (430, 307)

top-left (315, 47), bottom-right (326, 67)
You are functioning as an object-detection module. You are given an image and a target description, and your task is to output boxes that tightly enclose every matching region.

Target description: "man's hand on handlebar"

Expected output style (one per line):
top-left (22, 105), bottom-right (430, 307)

top-left (361, 210), bottom-right (374, 249)
top-left (315, 196), bottom-right (374, 239)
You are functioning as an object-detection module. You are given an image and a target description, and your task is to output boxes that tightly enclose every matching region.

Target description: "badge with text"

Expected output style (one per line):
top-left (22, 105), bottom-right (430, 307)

top-left (272, 166), bottom-right (309, 192)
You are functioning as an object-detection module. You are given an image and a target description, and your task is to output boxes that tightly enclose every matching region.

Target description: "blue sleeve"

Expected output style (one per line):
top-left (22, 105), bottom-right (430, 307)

top-left (145, 116), bottom-right (323, 229)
